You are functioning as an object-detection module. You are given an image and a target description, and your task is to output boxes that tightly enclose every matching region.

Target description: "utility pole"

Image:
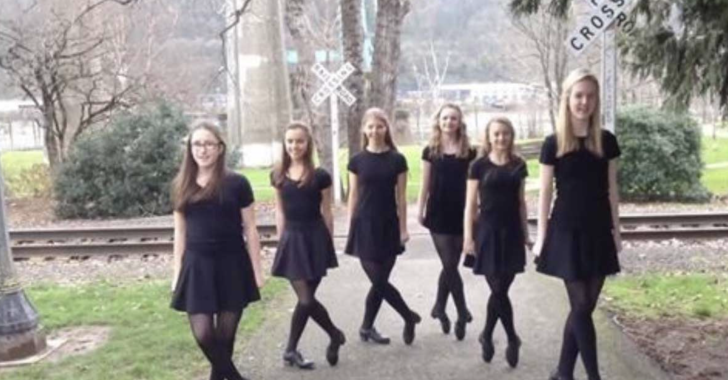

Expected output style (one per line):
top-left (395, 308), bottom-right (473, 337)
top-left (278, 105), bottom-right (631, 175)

top-left (0, 157), bottom-right (46, 362)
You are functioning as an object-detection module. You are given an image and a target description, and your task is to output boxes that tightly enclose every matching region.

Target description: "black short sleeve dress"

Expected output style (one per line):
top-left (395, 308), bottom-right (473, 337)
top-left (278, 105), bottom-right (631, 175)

top-left (422, 146), bottom-right (477, 235)
top-left (171, 172), bottom-right (261, 314)
top-left (345, 149), bottom-right (408, 262)
top-left (536, 130), bottom-right (621, 281)
top-left (270, 168), bottom-right (338, 280)
top-left (469, 156), bottom-right (528, 276)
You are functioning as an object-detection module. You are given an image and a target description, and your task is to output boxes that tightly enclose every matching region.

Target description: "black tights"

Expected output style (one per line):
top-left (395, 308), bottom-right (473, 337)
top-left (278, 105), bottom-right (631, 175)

top-left (286, 278), bottom-right (339, 352)
top-left (482, 274), bottom-right (518, 342)
top-left (431, 233), bottom-right (469, 319)
top-left (360, 257), bottom-right (414, 329)
top-left (557, 277), bottom-right (605, 380)
top-left (188, 311), bottom-right (246, 380)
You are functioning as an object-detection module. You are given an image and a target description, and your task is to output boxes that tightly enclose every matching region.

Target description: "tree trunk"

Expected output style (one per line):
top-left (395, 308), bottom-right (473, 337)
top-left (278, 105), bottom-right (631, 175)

top-left (369, 0), bottom-right (409, 121)
top-left (340, 0), bottom-right (365, 158)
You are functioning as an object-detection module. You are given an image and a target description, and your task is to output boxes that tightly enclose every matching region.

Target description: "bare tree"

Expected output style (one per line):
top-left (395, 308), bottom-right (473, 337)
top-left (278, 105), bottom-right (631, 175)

top-left (510, 9), bottom-right (569, 132)
top-left (340, 0), bottom-right (365, 157)
top-left (0, 0), bottom-right (142, 171)
top-left (368, 0), bottom-right (410, 118)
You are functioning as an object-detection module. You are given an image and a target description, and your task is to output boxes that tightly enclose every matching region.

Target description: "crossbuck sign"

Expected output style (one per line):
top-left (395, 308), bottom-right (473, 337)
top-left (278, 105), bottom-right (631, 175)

top-left (311, 62), bottom-right (357, 107)
top-left (311, 62), bottom-right (358, 202)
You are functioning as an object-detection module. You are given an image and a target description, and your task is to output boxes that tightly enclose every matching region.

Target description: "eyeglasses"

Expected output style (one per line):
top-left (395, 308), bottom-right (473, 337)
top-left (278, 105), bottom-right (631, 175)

top-left (191, 141), bottom-right (221, 150)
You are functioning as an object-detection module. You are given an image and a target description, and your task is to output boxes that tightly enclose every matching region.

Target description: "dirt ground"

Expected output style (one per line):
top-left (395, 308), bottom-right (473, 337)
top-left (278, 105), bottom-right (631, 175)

top-left (5, 197), bottom-right (728, 380)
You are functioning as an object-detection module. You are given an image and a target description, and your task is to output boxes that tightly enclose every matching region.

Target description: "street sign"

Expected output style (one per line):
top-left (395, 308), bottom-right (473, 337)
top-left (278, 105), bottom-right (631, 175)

top-left (565, 0), bottom-right (634, 56)
top-left (311, 62), bottom-right (356, 107)
top-left (584, 0), bottom-right (637, 33)
top-left (311, 62), bottom-right (358, 202)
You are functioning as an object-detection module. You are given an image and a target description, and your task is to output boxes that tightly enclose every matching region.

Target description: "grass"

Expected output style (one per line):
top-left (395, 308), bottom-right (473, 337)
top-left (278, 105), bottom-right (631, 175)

top-left (0, 279), bottom-right (287, 380)
top-left (603, 273), bottom-right (728, 320)
top-left (703, 167), bottom-right (728, 195)
top-left (702, 136), bottom-right (728, 165)
top-left (1, 150), bottom-right (45, 177)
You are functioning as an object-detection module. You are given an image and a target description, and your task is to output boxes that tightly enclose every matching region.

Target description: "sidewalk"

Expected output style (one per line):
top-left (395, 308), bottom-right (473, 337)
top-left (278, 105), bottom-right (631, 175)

top-left (236, 207), bottom-right (669, 380)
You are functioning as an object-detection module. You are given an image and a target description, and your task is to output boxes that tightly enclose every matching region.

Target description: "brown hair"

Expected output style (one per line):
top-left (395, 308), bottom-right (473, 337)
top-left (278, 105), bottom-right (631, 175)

top-left (481, 116), bottom-right (519, 162)
top-left (427, 103), bottom-right (471, 158)
top-left (556, 68), bottom-right (603, 158)
top-left (272, 122), bottom-right (316, 188)
top-left (172, 120), bottom-right (227, 212)
top-left (360, 108), bottom-right (397, 151)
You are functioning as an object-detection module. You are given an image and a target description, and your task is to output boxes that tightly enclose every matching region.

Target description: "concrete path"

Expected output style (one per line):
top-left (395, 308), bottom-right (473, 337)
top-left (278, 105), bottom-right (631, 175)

top-left (236, 208), bottom-right (669, 380)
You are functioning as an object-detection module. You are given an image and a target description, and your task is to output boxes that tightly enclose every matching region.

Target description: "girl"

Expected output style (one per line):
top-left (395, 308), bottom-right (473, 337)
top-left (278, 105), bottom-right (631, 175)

top-left (171, 121), bottom-right (264, 380)
top-left (533, 69), bottom-right (622, 380)
top-left (463, 117), bottom-right (530, 368)
top-left (417, 103), bottom-right (475, 340)
top-left (270, 123), bottom-right (345, 369)
top-left (345, 107), bottom-right (421, 346)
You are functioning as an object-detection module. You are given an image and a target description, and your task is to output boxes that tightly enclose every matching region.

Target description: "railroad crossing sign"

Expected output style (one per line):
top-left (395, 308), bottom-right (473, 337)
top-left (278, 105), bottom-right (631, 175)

top-left (311, 62), bottom-right (357, 107)
top-left (311, 62), bottom-right (358, 203)
top-left (565, 0), bottom-right (636, 56)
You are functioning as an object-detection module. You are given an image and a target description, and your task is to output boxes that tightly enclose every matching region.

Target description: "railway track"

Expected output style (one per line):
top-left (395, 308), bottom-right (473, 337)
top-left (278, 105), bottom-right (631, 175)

top-left (9, 212), bottom-right (728, 259)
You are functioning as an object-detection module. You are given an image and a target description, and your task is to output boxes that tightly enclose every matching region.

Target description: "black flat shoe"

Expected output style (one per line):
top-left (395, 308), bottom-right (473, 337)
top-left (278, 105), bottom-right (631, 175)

top-left (505, 336), bottom-right (521, 368)
top-left (454, 311), bottom-right (472, 341)
top-left (479, 332), bottom-right (494, 363)
top-left (359, 327), bottom-right (391, 345)
top-left (326, 329), bottom-right (346, 366)
top-left (283, 350), bottom-right (315, 369)
top-left (431, 305), bottom-right (451, 334)
top-left (403, 311), bottom-right (422, 345)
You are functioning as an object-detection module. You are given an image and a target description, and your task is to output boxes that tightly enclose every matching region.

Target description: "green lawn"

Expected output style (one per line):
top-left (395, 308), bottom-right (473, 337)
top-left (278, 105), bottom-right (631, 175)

top-left (603, 274), bottom-right (728, 320)
top-left (702, 136), bottom-right (728, 165)
top-left (1, 150), bottom-right (45, 177)
top-left (703, 167), bottom-right (728, 195)
top-left (0, 279), bottom-right (287, 380)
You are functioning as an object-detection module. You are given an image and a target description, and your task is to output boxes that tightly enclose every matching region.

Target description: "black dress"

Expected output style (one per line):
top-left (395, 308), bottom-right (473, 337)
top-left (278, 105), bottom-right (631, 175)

top-left (422, 146), bottom-right (477, 235)
top-left (270, 168), bottom-right (338, 280)
top-left (469, 156), bottom-right (528, 276)
top-left (345, 149), bottom-right (408, 262)
top-left (171, 173), bottom-right (261, 314)
top-left (536, 130), bottom-right (621, 281)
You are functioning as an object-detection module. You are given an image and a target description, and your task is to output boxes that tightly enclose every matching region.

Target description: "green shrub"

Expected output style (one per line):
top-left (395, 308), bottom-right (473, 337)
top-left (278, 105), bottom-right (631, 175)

top-left (617, 106), bottom-right (710, 202)
top-left (54, 102), bottom-right (188, 218)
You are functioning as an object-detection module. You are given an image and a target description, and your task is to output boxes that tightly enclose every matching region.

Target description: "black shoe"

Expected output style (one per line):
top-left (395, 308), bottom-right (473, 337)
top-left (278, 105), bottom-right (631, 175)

top-left (283, 350), bottom-right (315, 370)
top-left (403, 311), bottom-right (422, 345)
top-left (326, 329), bottom-right (346, 366)
top-left (505, 336), bottom-right (521, 368)
top-left (548, 370), bottom-right (575, 380)
top-left (430, 306), bottom-right (451, 335)
top-left (479, 331), bottom-right (495, 363)
top-left (454, 310), bottom-right (471, 341)
top-left (359, 327), bottom-right (391, 345)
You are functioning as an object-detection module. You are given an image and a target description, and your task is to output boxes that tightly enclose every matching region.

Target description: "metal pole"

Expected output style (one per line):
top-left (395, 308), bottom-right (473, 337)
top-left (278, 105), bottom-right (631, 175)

top-left (330, 95), bottom-right (341, 203)
top-left (0, 154), bottom-right (46, 362)
top-left (601, 27), bottom-right (617, 133)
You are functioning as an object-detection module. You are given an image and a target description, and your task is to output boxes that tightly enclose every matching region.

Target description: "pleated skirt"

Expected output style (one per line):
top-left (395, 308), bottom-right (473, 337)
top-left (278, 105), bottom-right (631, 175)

top-left (271, 219), bottom-right (338, 280)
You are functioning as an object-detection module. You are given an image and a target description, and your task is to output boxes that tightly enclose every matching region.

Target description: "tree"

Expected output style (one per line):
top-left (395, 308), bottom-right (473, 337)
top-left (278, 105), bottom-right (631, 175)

top-left (340, 0), bottom-right (366, 157)
top-left (368, 0), bottom-right (410, 118)
top-left (509, 0), bottom-right (728, 117)
top-left (0, 0), bottom-right (141, 172)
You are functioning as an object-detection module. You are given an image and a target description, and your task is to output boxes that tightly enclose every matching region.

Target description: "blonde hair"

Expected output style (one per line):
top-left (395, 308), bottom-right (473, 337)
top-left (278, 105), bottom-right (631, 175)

top-left (427, 103), bottom-right (471, 158)
top-left (360, 108), bottom-right (397, 151)
top-left (556, 68), bottom-right (603, 158)
top-left (481, 116), bottom-right (519, 161)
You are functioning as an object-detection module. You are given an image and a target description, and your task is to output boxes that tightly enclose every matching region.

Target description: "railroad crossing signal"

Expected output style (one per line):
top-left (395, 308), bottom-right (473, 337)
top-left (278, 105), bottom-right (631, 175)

top-left (311, 62), bottom-right (357, 107)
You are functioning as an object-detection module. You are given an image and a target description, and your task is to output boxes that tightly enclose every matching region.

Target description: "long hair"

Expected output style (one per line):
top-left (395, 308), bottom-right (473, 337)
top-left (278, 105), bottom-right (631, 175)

top-left (272, 122), bottom-right (316, 188)
top-left (556, 68), bottom-right (604, 158)
top-left (360, 107), bottom-right (397, 151)
top-left (172, 120), bottom-right (227, 212)
top-left (480, 116), bottom-right (519, 162)
top-left (427, 103), bottom-right (471, 158)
